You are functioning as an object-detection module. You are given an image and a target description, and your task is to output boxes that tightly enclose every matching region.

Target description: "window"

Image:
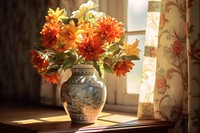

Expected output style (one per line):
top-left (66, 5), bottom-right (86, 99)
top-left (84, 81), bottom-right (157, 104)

top-left (98, 0), bottom-right (148, 112)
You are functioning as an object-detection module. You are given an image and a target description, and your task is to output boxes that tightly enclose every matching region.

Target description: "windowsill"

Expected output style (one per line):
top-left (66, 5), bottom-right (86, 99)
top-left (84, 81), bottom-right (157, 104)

top-left (0, 100), bottom-right (174, 133)
top-left (104, 103), bottom-right (138, 113)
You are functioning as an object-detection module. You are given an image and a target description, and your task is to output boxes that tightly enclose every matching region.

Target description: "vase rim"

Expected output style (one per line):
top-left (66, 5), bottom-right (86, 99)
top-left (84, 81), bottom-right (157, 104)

top-left (72, 64), bottom-right (94, 69)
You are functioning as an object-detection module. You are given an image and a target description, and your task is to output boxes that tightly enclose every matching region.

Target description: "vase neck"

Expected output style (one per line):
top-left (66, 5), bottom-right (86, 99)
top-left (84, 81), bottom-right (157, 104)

top-left (69, 65), bottom-right (97, 83)
top-left (71, 65), bottom-right (95, 76)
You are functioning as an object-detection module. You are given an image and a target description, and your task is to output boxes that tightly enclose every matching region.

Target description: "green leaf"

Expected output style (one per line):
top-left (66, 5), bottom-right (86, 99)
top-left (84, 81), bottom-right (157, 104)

top-left (57, 41), bottom-right (64, 49)
top-left (62, 62), bottom-right (73, 69)
top-left (108, 43), bottom-right (120, 54)
top-left (48, 65), bottom-right (60, 72)
top-left (65, 51), bottom-right (75, 56)
top-left (93, 60), bottom-right (102, 77)
top-left (62, 55), bottom-right (77, 70)
top-left (103, 63), bottom-right (113, 74)
top-left (113, 48), bottom-right (121, 55)
top-left (103, 57), bottom-right (113, 65)
top-left (121, 55), bottom-right (140, 60)
top-left (53, 53), bottom-right (65, 64)
top-left (118, 35), bottom-right (125, 46)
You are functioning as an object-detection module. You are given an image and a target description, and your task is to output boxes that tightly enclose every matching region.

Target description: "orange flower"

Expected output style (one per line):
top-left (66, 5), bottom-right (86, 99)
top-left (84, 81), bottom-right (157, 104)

top-left (60, 21), bottom-right (82, 50)
top-left (96, 16), bottom-right (124, 43)
top-left (113, 60), bottom-right (134, 76)
top-left (42, 73), bottom-right (59, 84)
top-left (77, 35), bottom-right (105, 61)
top-left (29, 50), bottom-right (49, 73)
top-left (40, 20), bottom-right (61, 50)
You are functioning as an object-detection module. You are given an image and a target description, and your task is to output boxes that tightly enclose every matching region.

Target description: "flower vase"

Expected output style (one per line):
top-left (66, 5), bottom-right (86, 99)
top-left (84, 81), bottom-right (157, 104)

top-left (61, 65), bottom-right (107, 124)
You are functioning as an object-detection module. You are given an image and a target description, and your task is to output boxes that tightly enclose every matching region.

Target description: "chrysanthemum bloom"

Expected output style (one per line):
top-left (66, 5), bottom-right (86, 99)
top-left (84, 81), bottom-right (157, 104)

top-left (113, 60), bottom-right (134, 76)
top-left (29, 50), bottom-right (49, 73)
top-left (96, 16), bottom-right (125, 43)
top-left (40, 20), bottom-right (61, 50)
top-left (80, 21), bottom-right (96, 38)
top-left (71, 0), bottom-right (97, 21)
top-left (77, 35), bottom-right (105, 61)
top-left (46, 8), bottom-right (67, 22)
top-left (122, 40), bottom-right (140, 57)
top-left (60, 21), bottom-right (82, 50)
top-left (42, 73), bottom-right (59, 84)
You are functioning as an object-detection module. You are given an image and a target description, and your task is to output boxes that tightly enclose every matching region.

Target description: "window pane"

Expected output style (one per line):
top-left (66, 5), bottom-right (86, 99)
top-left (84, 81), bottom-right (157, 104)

top-left (126, 35), bottom-right (145, 94)
top-left (127, 0), bottom-right (148, 31)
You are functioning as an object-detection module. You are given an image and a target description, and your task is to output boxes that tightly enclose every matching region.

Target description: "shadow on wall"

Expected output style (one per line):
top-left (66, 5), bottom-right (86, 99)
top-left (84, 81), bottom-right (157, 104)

top-left (0, 0), bottom-right (50, 103)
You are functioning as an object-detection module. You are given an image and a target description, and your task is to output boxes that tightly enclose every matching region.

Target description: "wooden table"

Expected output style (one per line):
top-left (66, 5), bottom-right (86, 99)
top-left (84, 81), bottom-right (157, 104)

top-left (0, 101), bottom-right (174, 133)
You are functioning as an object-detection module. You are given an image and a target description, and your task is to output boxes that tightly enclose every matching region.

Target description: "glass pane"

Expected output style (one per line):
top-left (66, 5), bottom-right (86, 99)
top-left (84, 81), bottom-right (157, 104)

top-left (126, 35), bottom-right (145, 94)
top-left (127, 0), bottom-right (148, 31)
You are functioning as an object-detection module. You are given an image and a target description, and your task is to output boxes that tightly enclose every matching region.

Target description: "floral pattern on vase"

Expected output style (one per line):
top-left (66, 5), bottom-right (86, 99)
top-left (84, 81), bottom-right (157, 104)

top-left (61, 65), bottom-right (107, 124)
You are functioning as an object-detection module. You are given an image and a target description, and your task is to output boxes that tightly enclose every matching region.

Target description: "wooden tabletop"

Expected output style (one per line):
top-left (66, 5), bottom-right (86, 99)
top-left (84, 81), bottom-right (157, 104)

top-left (0, 100), bottom-right (174, 133)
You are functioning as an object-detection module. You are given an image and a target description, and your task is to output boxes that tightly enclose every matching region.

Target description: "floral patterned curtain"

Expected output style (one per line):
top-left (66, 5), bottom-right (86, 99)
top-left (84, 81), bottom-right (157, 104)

top-left (138, 0), bottom-right (200, 133)
top-left (137, 0), bottom-right (161, 119)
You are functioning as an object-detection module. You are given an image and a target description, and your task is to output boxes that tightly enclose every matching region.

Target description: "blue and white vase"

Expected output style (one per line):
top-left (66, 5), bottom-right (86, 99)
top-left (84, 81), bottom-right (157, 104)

top-left (61, 64), bottom-right (107, 124)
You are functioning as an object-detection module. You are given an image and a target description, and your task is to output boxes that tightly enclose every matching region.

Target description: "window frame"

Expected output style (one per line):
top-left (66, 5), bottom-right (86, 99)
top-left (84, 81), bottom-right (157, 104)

top-left (98, 0), bottom-right (148, 113)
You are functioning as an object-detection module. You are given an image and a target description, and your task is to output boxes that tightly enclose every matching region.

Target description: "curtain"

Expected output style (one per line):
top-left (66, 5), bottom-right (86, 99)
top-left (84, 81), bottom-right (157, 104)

top-left (138, 0), bottom-right (200, 133)
top-left (0, 0), bottom-right (49, 103)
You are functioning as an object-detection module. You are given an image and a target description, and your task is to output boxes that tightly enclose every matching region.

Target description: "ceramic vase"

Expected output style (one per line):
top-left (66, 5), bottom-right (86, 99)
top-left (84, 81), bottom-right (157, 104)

top-left (61, 64), bottom-right (107, 124)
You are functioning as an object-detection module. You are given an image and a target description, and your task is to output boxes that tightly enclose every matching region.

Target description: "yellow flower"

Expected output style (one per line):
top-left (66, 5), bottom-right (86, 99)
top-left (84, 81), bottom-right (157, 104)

top-left (122, 40), bottom-right (140, 57)
top-left (46, 8), bottom-right (67, 22)
top-left (60, 20), bottom-right (82, 50)
top-left (80, 21), bottom-right (96, 38)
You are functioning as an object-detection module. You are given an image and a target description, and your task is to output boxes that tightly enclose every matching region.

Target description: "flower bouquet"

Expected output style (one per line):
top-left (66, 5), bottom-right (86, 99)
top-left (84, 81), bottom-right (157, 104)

top-left (29, 0), bottom-right (140, 84)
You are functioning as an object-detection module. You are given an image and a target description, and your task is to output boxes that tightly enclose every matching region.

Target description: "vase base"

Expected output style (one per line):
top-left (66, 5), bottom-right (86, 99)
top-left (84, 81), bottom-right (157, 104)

top-left (70, 114), bottom-right (97, 124)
